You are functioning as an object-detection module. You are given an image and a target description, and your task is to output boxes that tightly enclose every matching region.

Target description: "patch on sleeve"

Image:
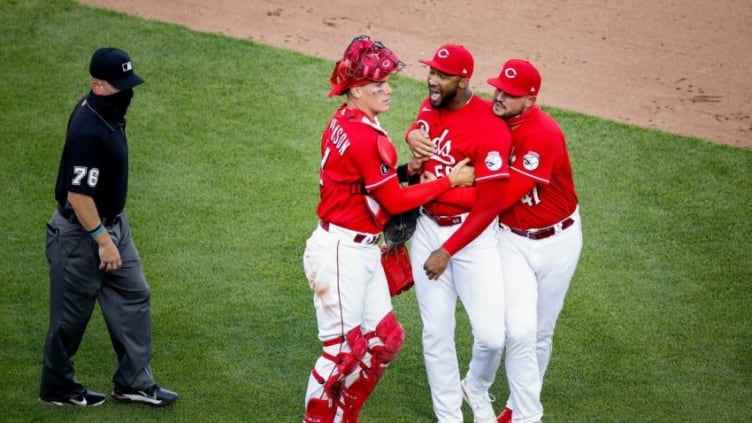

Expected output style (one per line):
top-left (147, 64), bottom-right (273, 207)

top-left (523, 151), bottom-right (540, 171)
top-left (484, 151), bottom-right (503, 171)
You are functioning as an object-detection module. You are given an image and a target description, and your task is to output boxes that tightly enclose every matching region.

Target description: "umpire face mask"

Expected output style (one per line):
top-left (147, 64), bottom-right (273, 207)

top-left (88, 88), bottom-right (134, 121)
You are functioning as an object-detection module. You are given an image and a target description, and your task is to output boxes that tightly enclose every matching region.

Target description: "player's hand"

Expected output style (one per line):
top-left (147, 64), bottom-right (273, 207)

top-left (406, 129), bottom-right (435, 158)
top-left (423, 247), bottom-right (451, 280)
top-left (96, 236), bottom-right (122, 272)
top-left (448, 158), bottom-right (475, 187)
top-left (408, 156), bottom-right (427, 176)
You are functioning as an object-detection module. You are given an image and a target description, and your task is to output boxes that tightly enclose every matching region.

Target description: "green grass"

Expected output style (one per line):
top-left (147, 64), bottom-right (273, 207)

top-left (1, 1), bottom-right (750, 422)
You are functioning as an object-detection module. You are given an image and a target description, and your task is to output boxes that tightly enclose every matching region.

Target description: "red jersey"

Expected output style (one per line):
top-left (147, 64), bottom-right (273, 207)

top-left (415, 95), bottom-right (510, 216)
top-left (317, 104), bottom-right (398, 233)
top-left (499, 105), bottom-right (578, 229)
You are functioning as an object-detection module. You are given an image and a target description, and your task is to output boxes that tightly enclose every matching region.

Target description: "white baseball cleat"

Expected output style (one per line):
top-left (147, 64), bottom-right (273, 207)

top-left (461, 378), bottom-right (496, 423)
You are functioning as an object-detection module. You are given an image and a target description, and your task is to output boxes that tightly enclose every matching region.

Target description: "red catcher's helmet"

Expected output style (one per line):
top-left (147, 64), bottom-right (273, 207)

top-left (328, 35), bottom-right (405, 97)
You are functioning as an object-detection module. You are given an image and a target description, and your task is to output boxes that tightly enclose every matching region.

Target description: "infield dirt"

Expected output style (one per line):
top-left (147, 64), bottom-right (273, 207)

top-left (81, 0), bottom-right (752, 149)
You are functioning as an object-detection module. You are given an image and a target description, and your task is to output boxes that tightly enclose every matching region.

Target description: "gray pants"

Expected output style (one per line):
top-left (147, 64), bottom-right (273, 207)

top-left (39, 210), bottom-right (155, 399)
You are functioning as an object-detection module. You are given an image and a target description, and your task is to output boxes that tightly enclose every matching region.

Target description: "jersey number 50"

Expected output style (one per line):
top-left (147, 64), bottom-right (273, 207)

top-left (429, 164), bottom-right (453, 179)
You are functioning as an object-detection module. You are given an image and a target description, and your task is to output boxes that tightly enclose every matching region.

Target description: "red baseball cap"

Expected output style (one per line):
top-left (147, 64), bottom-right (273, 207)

top-left (419, 44), bottom-right (474, 78)
top-left (487, 59), bottom-right (541, 96)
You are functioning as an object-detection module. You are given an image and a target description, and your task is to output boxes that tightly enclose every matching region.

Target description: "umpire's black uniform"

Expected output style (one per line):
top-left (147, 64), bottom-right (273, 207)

top-left (39, 48), bottom-right (173, 405)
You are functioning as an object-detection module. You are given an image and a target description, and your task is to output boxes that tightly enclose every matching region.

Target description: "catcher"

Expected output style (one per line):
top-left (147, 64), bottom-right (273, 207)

top-left (302, 35), bottom-right (474, 422)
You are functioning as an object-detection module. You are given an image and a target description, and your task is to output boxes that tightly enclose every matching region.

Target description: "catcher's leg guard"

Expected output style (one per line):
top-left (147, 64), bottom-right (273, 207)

top-left (339, 312), bottom-right (405, 422)
top-left (304, 398), bottom-right (335, 423)
top-left (304, 327), bottom-right (367, 423)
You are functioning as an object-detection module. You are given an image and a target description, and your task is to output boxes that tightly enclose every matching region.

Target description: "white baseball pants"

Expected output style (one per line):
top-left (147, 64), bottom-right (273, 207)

top-left (302, 225), bottom-right (393, 411)
top-left (412, 214), bottom-right (506, 423)
top-left (498, 209), bottom-right (583, 423)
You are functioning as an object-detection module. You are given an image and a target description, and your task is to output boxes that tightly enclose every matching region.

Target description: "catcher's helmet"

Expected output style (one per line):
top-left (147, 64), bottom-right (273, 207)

top-left (329, 35), bottom-right (405, 97)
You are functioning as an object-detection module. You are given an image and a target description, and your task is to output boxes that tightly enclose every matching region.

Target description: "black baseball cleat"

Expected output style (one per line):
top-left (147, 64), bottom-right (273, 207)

top-left (112, 384), bottom-right (178, 406)
top-left (39, 389), bottom-right (107, 407)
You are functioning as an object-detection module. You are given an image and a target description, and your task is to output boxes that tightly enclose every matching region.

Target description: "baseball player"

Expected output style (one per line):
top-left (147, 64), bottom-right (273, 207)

top-left (404, 44), bottom-right (513, 423)
top-left (302, 35), bottom-right (473, 423)
top-left (39, 47), bottom-right (177, 407)
top-left (486, 60), bottom-right (583, 423)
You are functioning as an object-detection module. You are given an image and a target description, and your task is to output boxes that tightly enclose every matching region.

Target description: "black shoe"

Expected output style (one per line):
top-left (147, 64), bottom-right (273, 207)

top-left (39, 389), bottom-right (106, 407)
top-left (112, 384), bottom-right (178, 406)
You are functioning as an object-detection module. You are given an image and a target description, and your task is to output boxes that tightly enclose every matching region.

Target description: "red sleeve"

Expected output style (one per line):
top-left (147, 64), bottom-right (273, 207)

top-left (371, 177), bottom-right (452, 215)
top-left (434, 172), bottom-right (537, 216)
top-left (498, 170), bottom-right (538, 211)
top-left (442, 179), bottom-right (506, 255)
top-left (433, 186), bottom-right (476, 209)
top-left (442, 172), bottom-right (539, 254)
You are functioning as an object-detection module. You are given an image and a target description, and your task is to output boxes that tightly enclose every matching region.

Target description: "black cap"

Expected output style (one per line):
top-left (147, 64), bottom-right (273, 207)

top-left (89, 47), bottom-right (145, 89)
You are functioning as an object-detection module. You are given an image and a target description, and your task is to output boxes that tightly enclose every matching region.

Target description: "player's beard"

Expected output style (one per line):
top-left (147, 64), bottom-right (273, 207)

top-left (492, 100), bottom-right (513, 119)
top-left (496, 102), bottom-right (536, 127)
top-left (430, 85), bottom-right (458, 109)
top-left (493, 99), bottom-right (530, 122)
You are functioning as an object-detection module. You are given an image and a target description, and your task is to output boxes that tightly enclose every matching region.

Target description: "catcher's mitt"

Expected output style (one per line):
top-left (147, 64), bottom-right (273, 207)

top-left (381, 244), bottom-right (414, 297)
top-left (382, 208), bottom-right (419, 249)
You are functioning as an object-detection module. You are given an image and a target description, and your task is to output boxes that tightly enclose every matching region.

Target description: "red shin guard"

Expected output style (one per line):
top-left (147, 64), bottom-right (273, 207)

top-left (304, 398), bottom-right (336, 423)
top-left (305, 327), bottom-right (367, 423)
top-left (338, 312), bottom-right (404, 422)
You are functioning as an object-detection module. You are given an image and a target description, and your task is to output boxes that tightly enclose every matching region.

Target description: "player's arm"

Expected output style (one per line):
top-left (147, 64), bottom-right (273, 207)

top-left (395, 157), bottom-right (424, 184)
top-left (371, 158), bottom-right (472, 214)
top-left (496, 169), bottom-right (539, 210)
top-left (64, 134), bottom-right (123, 272)
top-left (432, 186), bottom-right (476, 208)
top-left (67, 192), bottom-right (122, 272)
top-left (441, 170), bottom-right (539, 253)
top-left (443, 179), bottom-right (507, 256)
top-left (417, 168), bottom-right (477, 208)
top-left (423, 178), bottom-right (506, 280)
top-left (427, 166), bottom-right (538, 213)
top-left (422, 172), bottom-right (540, 279)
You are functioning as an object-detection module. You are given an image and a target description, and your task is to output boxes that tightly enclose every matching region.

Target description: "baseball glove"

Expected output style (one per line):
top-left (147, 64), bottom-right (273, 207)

top-left (382, 208), bottom-right (419, 249)
top-left (381, 243), bottom-right (414, 297)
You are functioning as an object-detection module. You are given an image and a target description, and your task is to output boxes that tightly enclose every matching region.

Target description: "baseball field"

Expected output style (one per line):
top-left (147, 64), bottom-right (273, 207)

top-left (1, 1), bottom-right (750, 422)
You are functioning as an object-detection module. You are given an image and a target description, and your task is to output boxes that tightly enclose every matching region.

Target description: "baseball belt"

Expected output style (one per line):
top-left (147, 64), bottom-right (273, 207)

top-left (505, 217), bottom-right (575, 240)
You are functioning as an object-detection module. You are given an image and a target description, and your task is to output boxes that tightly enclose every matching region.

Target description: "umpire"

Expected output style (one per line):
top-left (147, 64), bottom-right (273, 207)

top-left (39, 47), bottom-right (177, 407)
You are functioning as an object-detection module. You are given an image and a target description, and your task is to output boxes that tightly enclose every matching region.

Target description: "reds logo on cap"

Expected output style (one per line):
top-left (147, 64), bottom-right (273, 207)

top-left (487, 59), bottom-right (541, 97)
top-left (419, 44), bottom-right (474, 77)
